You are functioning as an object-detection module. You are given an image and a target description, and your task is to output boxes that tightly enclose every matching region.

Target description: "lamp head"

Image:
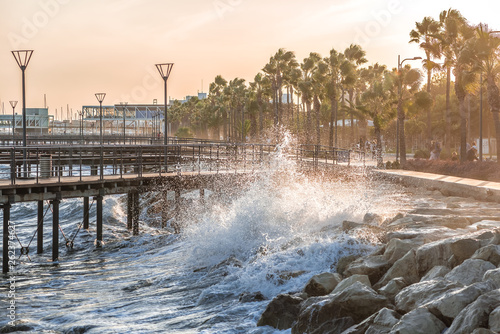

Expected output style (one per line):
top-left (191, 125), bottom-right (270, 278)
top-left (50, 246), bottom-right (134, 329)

top-left (11, 50), bottom-right (33, 70)
top-left (9, 101), bottom-right (18, 108)
top-left (155, 63), bottom-right (174, 80)
top-left (95, 93), bottom-right (106, 103)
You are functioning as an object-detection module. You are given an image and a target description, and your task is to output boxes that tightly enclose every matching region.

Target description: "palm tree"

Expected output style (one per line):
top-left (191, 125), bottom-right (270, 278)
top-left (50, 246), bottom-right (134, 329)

top-left (474, 24), bottom-right (500, 163)
top-left (438, 9), bottom-right (466, 150)
top-left (343, 44), bottom-right (368, 145)
top-left (299, 53), bottom-right (321, 144)
top-left (398, 64), bottom-right (422, 164)
top-left (410, 16), bottom-right (441, 142)
top-left (209, 75), bottom-right (228, 140)
top-left (357, 64), bottom-right (396, 167)
top-left (249, 73), bottom-right (271, 141)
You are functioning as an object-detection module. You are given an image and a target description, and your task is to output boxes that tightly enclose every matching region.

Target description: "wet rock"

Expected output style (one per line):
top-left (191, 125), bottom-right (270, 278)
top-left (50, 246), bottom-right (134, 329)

top-left (471, 329), bottom-right (496, 334)
top-left (375, 249), bottom-right (419, 289)
top-left (257, 293), bottom-right (304, 330)
top-left (342, 307), bottom-right (400, 334)
top-left (489, 305), bottom-right (500, 333)
top-left (483, 268), bottom-right (500, 286)
top-left (446, 290), bottom-right (500, 334)
top-left (266, 270), bottom-right (307, 285)
top-left (344, 255), bottom-right (391, 285)
top-left (420, 265), bottom-right (450, 282)
top-left (389, 307), bottom-right (446, 334)
top-left (309, 317), bottom-right (355, 334)
top-left (444, 259), bottom-right (495, 286)
top-left (304, 272), bottom-right (342, 297)
top-left (343, 220), bottom-right (364, 232)
top-left (336, 254), bottom-right (361, 275)
top-left (415, 236), bottom-right (482, 276)
top-left (291, 282), bottom-right (389, 334)
top-left (395, 279), bottom-right (463, 313)
top-left (332, 274), bottom-right (371, 294)
top-left (238, 291), bottom-right (265, 303)
top-left (364, 213), bottom-right (384, 225)
top-left (433, 216), bottom-right (471, 229)
top-left (471, 244), bottom-right (500, 266)
top-left (409, 208), bottom-right (455, 215)
top-left (378, 277), bottom-right (408, 302)
top-left (383, 238), bottom-right (422, 265)
top-left (427, 280), bottom-right (498, 321)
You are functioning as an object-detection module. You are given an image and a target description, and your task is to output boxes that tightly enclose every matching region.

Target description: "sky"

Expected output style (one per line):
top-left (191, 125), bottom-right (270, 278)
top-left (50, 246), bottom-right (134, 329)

top-left (1, 0), bottom-right (499, 119)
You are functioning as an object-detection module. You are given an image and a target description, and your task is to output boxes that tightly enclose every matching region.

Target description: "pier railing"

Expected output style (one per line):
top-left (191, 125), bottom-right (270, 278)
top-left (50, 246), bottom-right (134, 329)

top-left (0, 143), bottom-right (356, 185)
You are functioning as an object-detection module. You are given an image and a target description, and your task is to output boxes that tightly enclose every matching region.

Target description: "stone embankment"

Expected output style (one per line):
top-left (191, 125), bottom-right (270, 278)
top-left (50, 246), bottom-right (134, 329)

top-left (257, 171), bottom-right (500, 333)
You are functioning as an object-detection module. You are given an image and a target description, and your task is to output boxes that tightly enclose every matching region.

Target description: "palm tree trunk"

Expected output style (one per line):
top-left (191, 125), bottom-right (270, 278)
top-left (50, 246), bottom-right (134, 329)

top-left (427, 66), bottom-right (432, 142)
top-left (375, 123), bottom-right (384, 168)
top-left (398, 96), bottom-right (406, 165)
top-left (445, 66), bottom-right (451, 150)
top-left (314, 95), bottom-right (321, 146)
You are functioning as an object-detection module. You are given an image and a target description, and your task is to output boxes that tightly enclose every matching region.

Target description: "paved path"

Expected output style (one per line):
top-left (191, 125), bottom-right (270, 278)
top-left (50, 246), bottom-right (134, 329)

top-left (375, 169), bottom-right (500, 203)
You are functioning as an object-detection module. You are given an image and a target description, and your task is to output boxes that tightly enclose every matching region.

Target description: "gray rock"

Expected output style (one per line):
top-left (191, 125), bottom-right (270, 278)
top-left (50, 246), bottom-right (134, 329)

top-left (344, 255), bottom-right (391, 285)
top-left (446, 290), bottom-right (500, 334)
top-left (427, 280), bottom-right (498, 320)
top-left (378, 278), bottom-right (408, 302)
top-left (444, 259), bottom-right (495, 286)
top-left (309, 317), bottom-right (355, 334)
top-left (304, 272), bottom-right (342, 296)
top-left (471, 244), bottom-right (500, 266)
top-left (384, 238), bottom-right (422, 265)
top-left (333, 274), bottom-right (371, 294)
top-left (375, 249), bottom-right (419, 289)
top-left (471, 329), bottom-right (496, 334)
top-left (364, 213), bottom-right (384, 225)
top-left (489, 305), bottom-right (500, 333)
top-left (292, 282), bottom-right (389, 334)
top-left (420, 265), bottom-right (450, 282)
top-left (336, 254), bottom-right (361, 275)
top-left (257, 293), bottom-right (304, 330)
top-left (389, 307), bottom-right (446, 334)
top-left (483, 268), bottom-right (500, 287)
top-left (395, 279), bottom-right (463, 313)
top-left (366, 308), bottom-right (401, 334)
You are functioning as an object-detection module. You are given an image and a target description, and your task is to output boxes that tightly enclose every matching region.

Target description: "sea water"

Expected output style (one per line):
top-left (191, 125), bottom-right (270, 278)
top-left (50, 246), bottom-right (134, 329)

top-left (0, 148), bottom-right (413, 333)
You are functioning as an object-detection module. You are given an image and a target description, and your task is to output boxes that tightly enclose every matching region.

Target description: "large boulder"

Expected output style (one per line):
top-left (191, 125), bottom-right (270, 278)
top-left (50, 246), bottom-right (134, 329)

top-left (342, 307), bottom-right (400, 334)
top-left (471, 244), bottom-right (500, 266)
top-left (483, 268), bottom-right (500, 287)
top-left (489, 306), bottom-right (500, 333)
top-left (389, 307), bottom-right (446, 334)
top-left (395, 279), bottom-right (463, 313)
top-left (383, 238), bottom-right (422, 265)
top-left (291, 282), bottom-right (389, 334)
top-left (304, 272), bottom-right (342, 297)
top-left (446, 290), bottom-right (500, 334)
top-left (444, 259), bottom-right (495, 286)
top-left (257, 293), bottom-right (304, 330)
top-left (420, 265), bottom-right (450, 282)
top-left (309, 317), bottom-right (355, 334)
top-left (415, 236), bottom-right (483, 276)
top-left (378, 278), bottom-right (408, 302)
top-left (375, 249), bottom-right (419, 289)
top-left (336, 254), bottom-right (361, 274)
top-left (343, 255), bottom-right (391, 285)
top-left (332, 274), bottom-right (371, 294)
top-left (427, 280), bottom-right (498, 321)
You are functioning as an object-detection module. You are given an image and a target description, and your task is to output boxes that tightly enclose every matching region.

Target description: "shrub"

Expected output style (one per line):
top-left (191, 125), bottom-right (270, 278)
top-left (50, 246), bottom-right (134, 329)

top-left (175, 127), bottom-right (193, 138)
top-left (414, 149), bottom-right (430, 160)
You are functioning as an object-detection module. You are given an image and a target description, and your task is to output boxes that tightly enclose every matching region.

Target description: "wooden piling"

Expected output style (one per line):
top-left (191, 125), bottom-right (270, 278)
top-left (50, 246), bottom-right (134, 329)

top-left (83, 197), bottom-right (89, 229)
top-left (2, 202), bottom-right (11, 273)
top-left (127, 192), bottom-right (133, 230)
top-left (96, 195), bottom-right (103, 247)
top-left (51, 199), bottom-right (60, 261)
top-left (37, 200), bottom-right (43, 254)
top-left (161, 190), bottom-right (168, 228)
top-left (132, 192), bottom-right (140, 235)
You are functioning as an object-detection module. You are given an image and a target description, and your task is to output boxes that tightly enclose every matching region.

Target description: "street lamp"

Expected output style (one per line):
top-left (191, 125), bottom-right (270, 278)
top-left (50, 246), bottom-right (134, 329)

top-left (95, 93), bottom-right (106, 145)
top-left (397, 55), bottom-right (422, 164)
top-left (9, 101), bottom-right (17, 143)
top-left (120, 102), bottom-right (128, 144)
top-left (12, 50), bottom-right (33, 178)
top-left (155, 63), bottom-right (174, 146)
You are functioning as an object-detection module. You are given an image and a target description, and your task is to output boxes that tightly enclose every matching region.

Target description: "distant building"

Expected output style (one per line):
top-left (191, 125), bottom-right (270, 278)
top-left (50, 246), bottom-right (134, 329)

top-left (0, 108), bottom-right (52, 133)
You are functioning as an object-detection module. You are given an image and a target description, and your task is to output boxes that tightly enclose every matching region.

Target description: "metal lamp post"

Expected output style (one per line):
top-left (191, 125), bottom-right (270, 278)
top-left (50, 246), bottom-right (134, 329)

top-left (9, 101), bottom-right (17, 143)
top-left (12, 50), bottom-right (33, 178)
top-left (397, 55), bottom-right (421, 164)
top-left (95, 93), bottom-right (106, 146)
top-left (120, 102), bottom-right (128, 144)
top-left (155, 63), bottom-right (174, 145)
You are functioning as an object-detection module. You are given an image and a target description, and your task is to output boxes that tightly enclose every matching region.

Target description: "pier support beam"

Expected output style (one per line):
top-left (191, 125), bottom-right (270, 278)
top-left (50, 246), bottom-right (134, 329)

top-left (83, 197), bottom-right (89, 230)
top-left (96, 195), bottom-right (103, 247)
top-left (37, 200), bottom-right (43, 254)
top-left (199, 188), bottom-right (205, 205)
top-left (3, 202), bottom-right (11, 273)
top-left (161, 190), bottom-right (168, 228)
top-left (132, 192), bottom-right (140, 236)
top-left (126, 192), bottom-right (133, 230)
top-left (51, 198), bottom-right (60, 262)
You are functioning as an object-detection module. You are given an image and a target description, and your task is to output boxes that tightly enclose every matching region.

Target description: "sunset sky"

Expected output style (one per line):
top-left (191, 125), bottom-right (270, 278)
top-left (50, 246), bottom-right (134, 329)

top-left (0, 0), bottom-right (499, 118)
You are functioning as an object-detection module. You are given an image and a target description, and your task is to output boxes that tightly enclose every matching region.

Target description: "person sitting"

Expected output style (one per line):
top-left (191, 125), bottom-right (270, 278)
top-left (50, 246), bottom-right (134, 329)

top-left (466, 146), bottom-right (478, 161)
top-left (451, 151), bottom-right (458, 161)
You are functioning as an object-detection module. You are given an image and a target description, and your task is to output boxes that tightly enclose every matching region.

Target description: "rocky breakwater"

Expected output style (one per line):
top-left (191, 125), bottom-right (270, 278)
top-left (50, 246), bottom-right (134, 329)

top-left (257, 204), bottom-right (500, 333)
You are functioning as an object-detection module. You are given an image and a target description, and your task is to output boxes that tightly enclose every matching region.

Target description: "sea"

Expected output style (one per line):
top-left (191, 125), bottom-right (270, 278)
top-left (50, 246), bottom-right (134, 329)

top-left (0, 145), bottom-right (413, 333)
